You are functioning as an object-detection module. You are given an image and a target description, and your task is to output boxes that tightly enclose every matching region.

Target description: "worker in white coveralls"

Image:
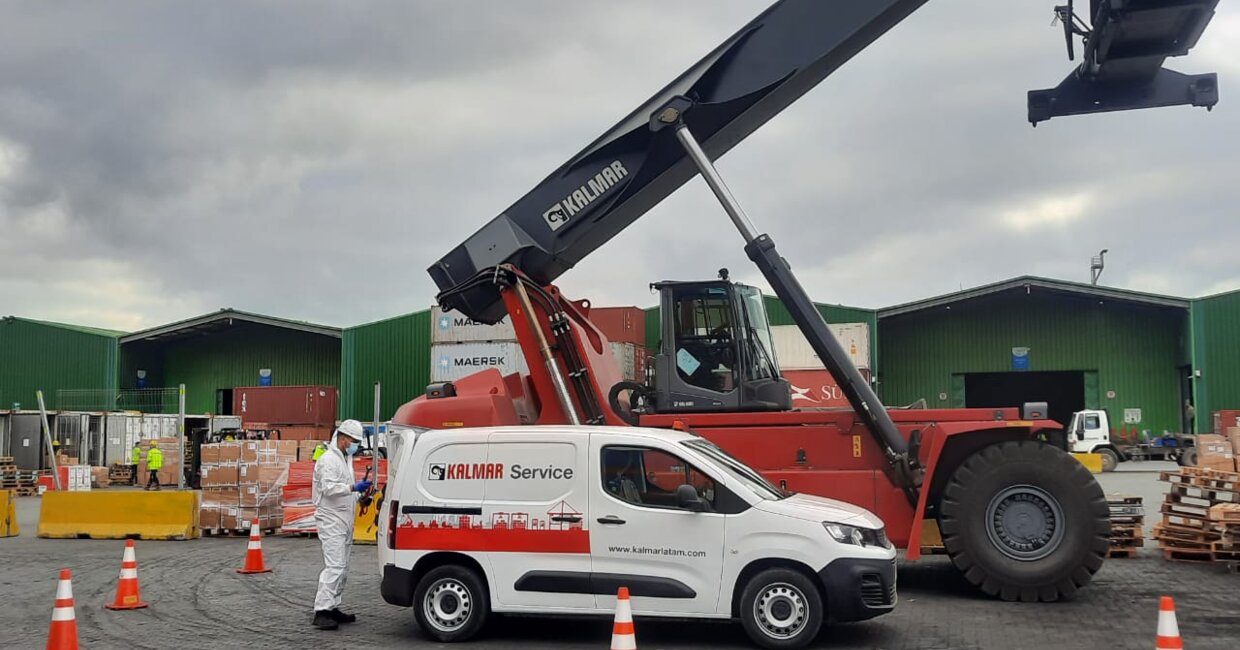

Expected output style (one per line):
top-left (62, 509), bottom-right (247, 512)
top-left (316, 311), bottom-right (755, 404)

top-left (311, 419), bottom-right (372, 630)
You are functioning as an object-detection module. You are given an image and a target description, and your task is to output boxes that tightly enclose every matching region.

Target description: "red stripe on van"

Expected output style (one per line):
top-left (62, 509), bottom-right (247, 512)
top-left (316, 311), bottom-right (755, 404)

top-left (395, 527), bottom-right (590, 554)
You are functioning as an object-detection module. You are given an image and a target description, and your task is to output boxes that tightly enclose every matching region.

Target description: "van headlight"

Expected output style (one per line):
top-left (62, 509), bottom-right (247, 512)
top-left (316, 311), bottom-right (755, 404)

top-left (823, 522), bottom-right (888, 548)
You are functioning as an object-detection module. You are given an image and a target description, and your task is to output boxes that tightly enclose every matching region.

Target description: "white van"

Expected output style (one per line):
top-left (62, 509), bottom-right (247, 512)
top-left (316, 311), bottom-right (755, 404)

top-left (377, 425), bottom-right (895, 649)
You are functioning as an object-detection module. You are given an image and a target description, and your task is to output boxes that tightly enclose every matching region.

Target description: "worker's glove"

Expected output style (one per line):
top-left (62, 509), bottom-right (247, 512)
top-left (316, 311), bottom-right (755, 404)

top-left (353, 480), bottom-right (373, 493)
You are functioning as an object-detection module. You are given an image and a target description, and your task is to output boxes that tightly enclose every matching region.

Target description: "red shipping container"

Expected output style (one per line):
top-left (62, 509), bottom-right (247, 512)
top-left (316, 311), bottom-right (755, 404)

top-left (233, 385), bottom-right (338, 427)
top-left (271, 424), bottom-right (334, 441)
top-left (589, 307), bottom-right (646, 346)
top-left (1213, 410), bottom-right (1240, 435)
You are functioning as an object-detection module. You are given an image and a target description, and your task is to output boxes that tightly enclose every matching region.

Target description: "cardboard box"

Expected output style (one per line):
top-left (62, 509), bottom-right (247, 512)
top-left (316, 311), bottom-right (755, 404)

top-left (240, 441), bottom-right (262, 464)
top-left (202, 487), bottom-right (240, 507)
top-left (1196, 434), bottom-right (1237, 472)
top-left (199, 506), bottom-right (221, 530)
top-left (1227, 427), bottom-right (1240, 458)
top-left (273, 440), bottom-right (298, 464)
top-left (202, 464), bottom-right (239, 488)
top-left (218, 442), bottom-right (242, 463)
top-left (237, 462), bottom-right (259, 486)
top-left (200, 444), bottom-right (220, 465)
top-left (219, 507), bottom-right (240, 531)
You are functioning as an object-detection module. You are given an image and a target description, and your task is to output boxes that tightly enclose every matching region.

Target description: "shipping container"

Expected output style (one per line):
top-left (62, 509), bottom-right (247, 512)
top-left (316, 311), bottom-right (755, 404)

top-left (10, 412), bottom-right (45, 469)
top-left (591, 307), bottom-right (646, 346)
top-left (783, 369), bottom-right (874, 408)
top-left (270, 424), bottom-right (334, 441)
top-left (608, 342), bottom-right (650, 382)
top-left (431, 342), bottom-right (528, 383)
top-left (233, 385), bottom-right (338, 427)
top-left (430, 306), bottom-right (517, 344)
top-left (771, 323), bottom-right (870, 371)
top-left (1215, 410), bottom-right (1240, 435)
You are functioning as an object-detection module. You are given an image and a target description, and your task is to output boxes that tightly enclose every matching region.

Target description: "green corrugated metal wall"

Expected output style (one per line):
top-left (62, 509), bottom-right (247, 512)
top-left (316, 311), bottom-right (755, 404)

top-left (1192, 290), bottom-right (1240, 432)
top-left (0, 318), bottom-right (119, 409)
top-left (123, 323), bottom-right (341, 414)
top-left (879, 291), bottom-right (1184, 432)
top-left (340, 310), bottom-right (431, 421)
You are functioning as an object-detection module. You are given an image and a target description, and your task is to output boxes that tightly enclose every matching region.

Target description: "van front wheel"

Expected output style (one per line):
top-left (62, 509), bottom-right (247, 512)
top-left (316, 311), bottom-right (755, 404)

top-left (413, 565), bottom-right (490, 643)
top-left (738, 568), bottom-right (824, 650)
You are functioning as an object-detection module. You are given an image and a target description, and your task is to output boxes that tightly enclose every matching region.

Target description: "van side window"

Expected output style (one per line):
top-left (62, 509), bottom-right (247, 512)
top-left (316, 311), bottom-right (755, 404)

top-left (601, 446), bottom-right (716, 510)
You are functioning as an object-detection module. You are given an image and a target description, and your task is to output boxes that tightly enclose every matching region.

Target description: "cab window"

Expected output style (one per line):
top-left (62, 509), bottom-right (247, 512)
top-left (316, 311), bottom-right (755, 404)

top-left (1084, 415), bottom-right (1100, 430)
top-left (600, 446), bottom-right (716, 510)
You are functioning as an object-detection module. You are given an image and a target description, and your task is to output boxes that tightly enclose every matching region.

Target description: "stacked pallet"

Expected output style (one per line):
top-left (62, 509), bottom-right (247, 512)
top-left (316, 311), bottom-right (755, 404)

top-left (0, 457), bottom-right (38, 496)
top-left (1153, 467), bottom-right (1240, 563)
top-left (1106, 494), bottom-right (1144, 558)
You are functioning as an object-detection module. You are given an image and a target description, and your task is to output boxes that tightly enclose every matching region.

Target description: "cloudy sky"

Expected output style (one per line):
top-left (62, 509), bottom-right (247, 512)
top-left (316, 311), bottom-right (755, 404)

top-left (1, 1), bottom-right (1236, 332)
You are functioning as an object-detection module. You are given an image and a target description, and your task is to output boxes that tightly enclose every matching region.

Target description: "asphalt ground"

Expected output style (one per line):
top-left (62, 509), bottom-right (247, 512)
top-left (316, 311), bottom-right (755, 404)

top-left (3, 462), bottom-right (1238, 649)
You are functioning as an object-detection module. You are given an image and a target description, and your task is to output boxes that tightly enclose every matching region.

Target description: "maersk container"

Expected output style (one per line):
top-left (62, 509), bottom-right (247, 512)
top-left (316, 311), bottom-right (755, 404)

top-left (771, 323), bottom-right (870, 371)
top-left (431, 342), bottom-right (528, 383)
top-left (233, 385), bottom-right (338, 427)
top-left (430, 306), bottom-right (517, 344)
top-left (592, 307), bottom-right (646, 346)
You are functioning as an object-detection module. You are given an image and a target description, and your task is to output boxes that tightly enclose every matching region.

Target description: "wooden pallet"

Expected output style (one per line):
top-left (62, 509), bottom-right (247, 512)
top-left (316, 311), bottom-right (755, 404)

top-left (1110, 525), bottom-right (1144, 539)
top-left (1153, 522), bottom-right (1220, 543)
top-left (1108, 547), bottom-right (1138, 559)
top-left (1209, 503), bottom-right (1240, 523)
top-left (1161, 547), bottom-right (1215, 563)
top-left (201, 527), bottom-right (279, 538)
top-left (1110, 537), bottom-right (1145, 549)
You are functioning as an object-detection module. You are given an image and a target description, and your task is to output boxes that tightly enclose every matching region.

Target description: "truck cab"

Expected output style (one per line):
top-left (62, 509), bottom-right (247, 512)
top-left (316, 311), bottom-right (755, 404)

top-left (1067, 410), bottom-right (1124, 472)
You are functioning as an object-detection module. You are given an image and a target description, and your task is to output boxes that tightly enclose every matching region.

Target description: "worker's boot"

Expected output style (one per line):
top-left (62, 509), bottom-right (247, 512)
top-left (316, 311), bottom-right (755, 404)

top-left (328, 608), bottom-right (357, 624)
top-left (312, 611), bottom-right (339, 630)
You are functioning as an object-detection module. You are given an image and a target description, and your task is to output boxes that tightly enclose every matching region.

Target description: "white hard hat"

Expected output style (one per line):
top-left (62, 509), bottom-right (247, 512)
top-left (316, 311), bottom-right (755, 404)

top-left (335, 419), bottom-right (365, 441)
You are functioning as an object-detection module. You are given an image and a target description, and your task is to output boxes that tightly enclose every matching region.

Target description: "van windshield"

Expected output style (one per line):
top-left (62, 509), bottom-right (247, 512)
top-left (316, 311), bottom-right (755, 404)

top-left (681, 438), bottom-right (785, 501)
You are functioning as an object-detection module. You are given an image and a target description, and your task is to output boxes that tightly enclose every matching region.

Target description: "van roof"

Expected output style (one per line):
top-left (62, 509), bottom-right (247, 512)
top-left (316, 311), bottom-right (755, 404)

top-left (422, 424), bottom-right (697, 444)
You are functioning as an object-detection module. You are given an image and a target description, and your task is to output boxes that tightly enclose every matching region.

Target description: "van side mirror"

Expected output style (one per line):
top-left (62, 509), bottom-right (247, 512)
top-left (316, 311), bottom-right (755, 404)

top-left (676, 484), bottom-right (706, 512)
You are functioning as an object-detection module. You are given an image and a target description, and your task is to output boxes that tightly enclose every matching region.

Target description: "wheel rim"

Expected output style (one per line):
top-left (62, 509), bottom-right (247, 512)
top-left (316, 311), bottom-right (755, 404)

top-left (1101, 451), bottom-right (1117, 471)
top-left (752, 582), bottom-right (809, 640)
top-left (423, 578), bottom-right (472, 633)
top-left (985, 484), bottom-right (1066, 561)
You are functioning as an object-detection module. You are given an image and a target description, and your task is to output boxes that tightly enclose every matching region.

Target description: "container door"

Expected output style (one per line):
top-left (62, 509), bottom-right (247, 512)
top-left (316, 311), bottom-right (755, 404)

top-left (13, 415), bottom-right (44, 470)
top-left (481, 431), bottom-right (594, 610)
top-left (588, 433), bottom-right (725, 616)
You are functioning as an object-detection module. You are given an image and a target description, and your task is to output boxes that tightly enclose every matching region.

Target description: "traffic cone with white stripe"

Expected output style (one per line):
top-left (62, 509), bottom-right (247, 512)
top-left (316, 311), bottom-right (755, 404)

top-left (105, 539), bottom-right (149, 610)
top-left (46, 568), bottom-right (79, 650)
top-left (1156, 595), bottom-right (1183, 649)
top-left (610, 586), bottom-right (637, 650)
top-left (236, 522), bottom-right (272, 574)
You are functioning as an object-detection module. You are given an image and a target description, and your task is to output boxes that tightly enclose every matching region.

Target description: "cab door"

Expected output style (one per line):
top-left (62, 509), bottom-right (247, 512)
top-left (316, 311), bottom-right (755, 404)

top-left (588, 433), bottom-right (727, 616)
top-left (483, 430), bottom-right (594, 611)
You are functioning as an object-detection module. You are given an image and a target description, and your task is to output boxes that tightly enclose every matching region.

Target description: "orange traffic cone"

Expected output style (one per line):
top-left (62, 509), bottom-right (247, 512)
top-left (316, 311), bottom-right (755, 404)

top-left (610, 586), bottom-right (637, 650)
top-left (105, 539), bottom-right (149, 610)
top-left (46, 568), bottom-right (79, 650)
top-left (236, 522), bottom-right (273, 574)
top-left (1156, 596), bottom-right (1183, 649)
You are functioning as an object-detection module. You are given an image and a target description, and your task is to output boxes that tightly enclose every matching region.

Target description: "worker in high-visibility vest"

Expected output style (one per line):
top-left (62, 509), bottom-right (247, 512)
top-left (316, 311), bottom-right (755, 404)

top-left (144, 442), bottom-right (164, 491)
top-left (311, 442), bottom-right (328, 462)
top-left (130, 444), bottom-right (143, 486)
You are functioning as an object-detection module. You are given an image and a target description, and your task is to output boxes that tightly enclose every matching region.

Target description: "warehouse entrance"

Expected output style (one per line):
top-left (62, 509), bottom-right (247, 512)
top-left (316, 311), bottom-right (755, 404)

top-left (964, 371), bottom-right (1085, 428)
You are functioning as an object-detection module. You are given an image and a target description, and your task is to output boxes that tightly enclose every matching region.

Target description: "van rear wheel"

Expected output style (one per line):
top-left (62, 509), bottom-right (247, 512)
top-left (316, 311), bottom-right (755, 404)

top-left (413, 565), bottom-right (490, 642)
top-left (738, 568), bottom-right (823, 650)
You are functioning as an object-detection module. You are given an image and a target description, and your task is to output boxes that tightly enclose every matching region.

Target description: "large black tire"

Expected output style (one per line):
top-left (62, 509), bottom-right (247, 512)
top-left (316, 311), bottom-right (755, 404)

top-left (413, 565), bottom-right (490, 642)
top-left (938, 441), bottom-right (1110, 602)
top-left (1097, 447), bottom-right (1119, 472)
top-left (737, 568), bottom-right (824, 650)
top-left (1178, 448), bottom-right (1198, 467)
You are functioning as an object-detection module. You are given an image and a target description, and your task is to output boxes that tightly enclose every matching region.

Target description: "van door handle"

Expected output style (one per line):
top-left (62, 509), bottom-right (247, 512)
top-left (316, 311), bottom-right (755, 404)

top-left (550, 515), bottom-right (582, 523)
top-left (597, 516), bottom-right (626, 525)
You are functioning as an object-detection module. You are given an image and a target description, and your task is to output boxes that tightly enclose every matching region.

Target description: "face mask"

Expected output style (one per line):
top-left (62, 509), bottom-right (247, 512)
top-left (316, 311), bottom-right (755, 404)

top-left (347, 442), bottom-right (360, 456)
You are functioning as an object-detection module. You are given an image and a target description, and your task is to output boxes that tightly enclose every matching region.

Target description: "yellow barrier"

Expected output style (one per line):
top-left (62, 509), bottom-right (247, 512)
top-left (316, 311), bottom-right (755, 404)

top-left (1, 489), bottom-right (18, 538)
top-left (1072, 452), bottom-right (1103, 473)
top-left (39, 490), bottom-right (200, 540)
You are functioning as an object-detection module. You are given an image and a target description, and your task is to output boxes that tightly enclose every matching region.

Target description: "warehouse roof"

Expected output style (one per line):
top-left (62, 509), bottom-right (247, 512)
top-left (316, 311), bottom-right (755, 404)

top-left (1, 316), bottom-right (126, 338)
top-left (878, 276), bottom-right (1190, 318)
top-left (119, 308), bottom-right (341, 344)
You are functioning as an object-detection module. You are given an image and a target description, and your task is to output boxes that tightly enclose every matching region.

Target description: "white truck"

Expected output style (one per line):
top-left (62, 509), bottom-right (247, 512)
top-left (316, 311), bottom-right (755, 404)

top-left (377, 424), bottom-right (896, 649)
top-left (1066, 410), bottom-right (1126, 472)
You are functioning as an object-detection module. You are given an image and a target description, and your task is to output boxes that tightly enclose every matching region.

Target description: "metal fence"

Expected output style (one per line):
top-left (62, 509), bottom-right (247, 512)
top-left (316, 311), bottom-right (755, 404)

top-left (55, 388), bottom-right (181, 414)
